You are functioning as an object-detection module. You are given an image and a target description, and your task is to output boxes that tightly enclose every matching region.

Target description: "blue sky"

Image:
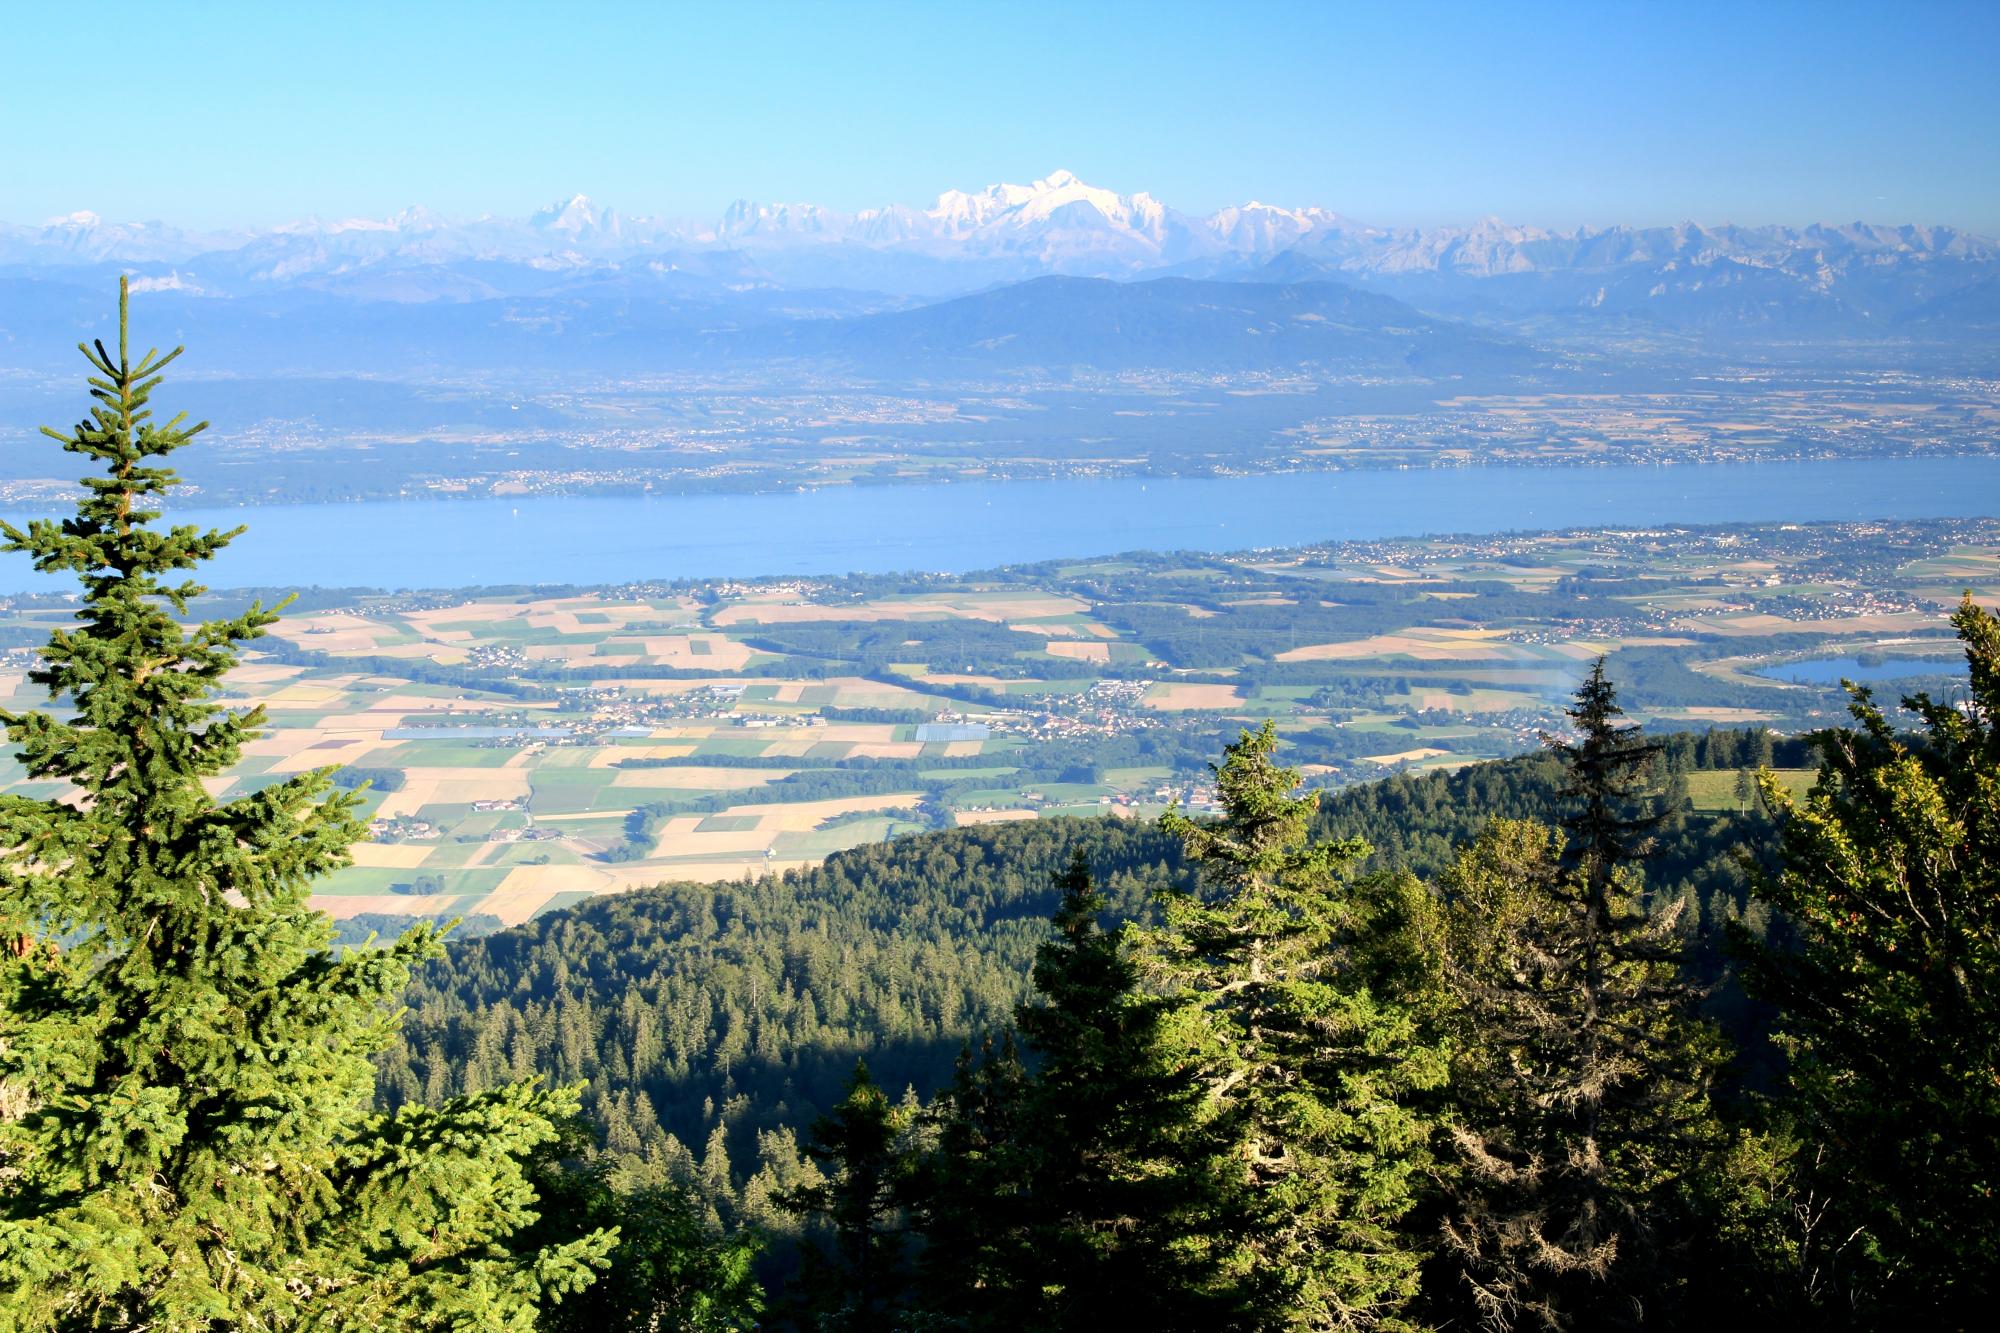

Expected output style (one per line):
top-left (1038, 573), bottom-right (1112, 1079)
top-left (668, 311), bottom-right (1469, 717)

top-left (4, 0), bottom-right (1997, 231)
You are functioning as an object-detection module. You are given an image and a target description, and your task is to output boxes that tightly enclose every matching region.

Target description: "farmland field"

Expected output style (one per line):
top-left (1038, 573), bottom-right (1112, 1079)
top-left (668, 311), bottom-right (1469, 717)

top-left (0, 516), bottom-right (1986, 928)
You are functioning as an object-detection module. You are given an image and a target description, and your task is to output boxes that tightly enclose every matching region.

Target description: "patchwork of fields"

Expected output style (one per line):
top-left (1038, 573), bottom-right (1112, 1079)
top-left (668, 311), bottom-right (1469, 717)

top-left (0, 517), bottom-right (1989, 930)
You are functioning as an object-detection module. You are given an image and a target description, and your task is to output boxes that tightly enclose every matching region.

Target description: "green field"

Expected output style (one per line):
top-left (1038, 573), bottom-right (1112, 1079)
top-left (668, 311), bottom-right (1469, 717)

top-left (2, 517), bottom-right (1981, 927)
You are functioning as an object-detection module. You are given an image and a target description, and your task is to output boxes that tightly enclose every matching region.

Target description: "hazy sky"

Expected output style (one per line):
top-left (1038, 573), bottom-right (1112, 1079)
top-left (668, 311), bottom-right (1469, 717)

top-left (5, 0), bottom-right (1997, 232)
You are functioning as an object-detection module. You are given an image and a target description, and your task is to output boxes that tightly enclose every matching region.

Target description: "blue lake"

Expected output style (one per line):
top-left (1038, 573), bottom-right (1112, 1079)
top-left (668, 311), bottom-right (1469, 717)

top-left (1753, 655), bottom-right (1970, 685)
top-left (2, 456), bottom-right (1997, 592)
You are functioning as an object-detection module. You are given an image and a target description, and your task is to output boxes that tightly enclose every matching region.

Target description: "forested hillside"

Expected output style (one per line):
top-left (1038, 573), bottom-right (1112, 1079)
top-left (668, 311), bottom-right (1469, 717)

top-left (379, 817), bottom-right (1185, 1193)
top-left (379, 727), bottom-right (1800, 1209)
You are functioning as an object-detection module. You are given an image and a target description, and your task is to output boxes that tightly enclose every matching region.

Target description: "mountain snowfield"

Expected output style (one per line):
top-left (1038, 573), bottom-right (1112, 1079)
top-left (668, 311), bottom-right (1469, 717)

top-left (7, 168), bottom-right (1992, 291)
top-left (3, 171), bottom-right (1996, 351)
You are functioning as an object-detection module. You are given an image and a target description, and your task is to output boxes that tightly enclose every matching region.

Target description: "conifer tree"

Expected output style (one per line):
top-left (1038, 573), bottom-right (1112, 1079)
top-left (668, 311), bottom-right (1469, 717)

top-left (1422, 817), bottom-right (1724, 1331)
top-left (1544, 660), bottom-right (1664, 919)
top-left (520, 1120), bottom-right (764, 1333)
top-left (1737, 595), bottom-right (2000, 1321)
top-left (776, 1059), bottom-right (916, 1329)
top-left (916, 851), bottom-right (1225, 1328)
top-left (911, 1034), bottom-right (1033, 1326)
top-left (1010, 849), bottom-right (1226, 1327)
top-left (1146, 722), bottom-right (1446, 1329)
top-left (0, 281), bottom-right (612, 1329)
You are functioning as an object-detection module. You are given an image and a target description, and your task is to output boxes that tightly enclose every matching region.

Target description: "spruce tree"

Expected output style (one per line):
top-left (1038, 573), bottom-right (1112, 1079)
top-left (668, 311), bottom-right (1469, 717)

top-left (1146, 722), bottom-right (1446, 1329)
top-left (0, 281), bottom-right (613, 1329)
top-left (916, 851), bottom-right (1225, 1329)
top-left (1422, 816), bottom-right (1724, 1331)
top-left (1011, 849), bottom-right (1226, 1328)
top-left (776, 1060), bottom-right (916, 1329)
top-left (1737, 595), bottom-right (2000, 1321)
top-left (1544, 660), bottom-right (1663, 921)
top-left (910, 1034), bottom-right (1034, 1327)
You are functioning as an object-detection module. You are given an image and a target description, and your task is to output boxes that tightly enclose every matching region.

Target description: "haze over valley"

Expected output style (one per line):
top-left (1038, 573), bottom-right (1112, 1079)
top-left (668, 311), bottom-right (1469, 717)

top-left (3, 170), bottom-right (1995, 507)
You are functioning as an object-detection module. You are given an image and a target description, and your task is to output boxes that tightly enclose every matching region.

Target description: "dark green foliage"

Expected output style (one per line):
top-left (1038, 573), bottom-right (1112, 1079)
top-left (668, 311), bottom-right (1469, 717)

top-left (1147, 722), bottom-right (1447, 1328)
top-left (330, 765), bottom-right (408, 792)
top-left (0, 283), bottom-right (612, 1329)
top-left (1420, 819), bottom-right (1726, 1331)
top-left (1546, 659), bottom-right (1667, 903)
top-left (776, 1061), bottom-right (919, 1329)
top-left (522, 1120), bottom-right (764, 1333)
top-left (1006, 850), bottom-right (1227, 1326)
top-left (914, 852), bottom-right (1226, 1329)
top-left (912, 1035), bottom-right (1035, 1325)
top-left (1736, 595), bottom-right (2000, 1322)
top-left (331, 911), bottom-right (505, 950)
top-left (381, 817), bottom-right (1188, 1175)
top-left (737, 620), bottom-right (1071, 678)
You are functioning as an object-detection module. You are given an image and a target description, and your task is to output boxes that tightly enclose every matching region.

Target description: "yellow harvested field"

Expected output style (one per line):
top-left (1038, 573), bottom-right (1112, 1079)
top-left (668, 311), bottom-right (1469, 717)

top-left (635, 792), bottom-right (923, 860)
top-left (1679, 613), bottom-right (1804, 636)
top-left (269, 737), bottom-right (391, 773)
top-left (1045, 640), bottom-right (1111, 663)
top-left (816, 723), bottom-right (903, 742)
top-left (373, 768), bottom-right (529, 817)
top-left (1279, 628), bottom-right (1522, 662)
top-left (262, 683), bottom-right (347, 707)
top-left (592, 677), bottom-right (754, 695)
top-left (588, 744), bottom-right (698, 765)
top-left (942, 740), bottom-right (985, 757)
top-left (1679, 610), bottom-right (1943, 639)
top-left (845, 742), bottom-right (926, 759)
top-left (953, 809), bottom-right (1038, 825)
top-left (1144, 683), bottom-right (1247, 710)
top-left (649, 816), bottom-right (774, 857)
top-left (487, 867), bottom-right (624, 922)
top-left (822, 677), bottom-right (938, 705)
top-left (402, 601), bottom-right (529, 628)
top-left (1660, 706), bottom-right (1779, 722)
top-left (626, 635), bottom-right (757, 669)
top-left (228, 662), bottom-right (305, 686)
top-left (314, 895), bottom-right (438, 923)
top-left (757, 739), bottom-right (830, 757)
top-left (1550, 641), bottom-right (1615, 660)
top-left (350, 842), bottom-right (436, 869)
top-left (523, 644), bottom-right (600, 663)
top-left (1362, 747), bottom-right (1454, 765)
top-left (741, 793), bottom-right (924, 831)
top-left (374, 643), bottom-right (472, 663)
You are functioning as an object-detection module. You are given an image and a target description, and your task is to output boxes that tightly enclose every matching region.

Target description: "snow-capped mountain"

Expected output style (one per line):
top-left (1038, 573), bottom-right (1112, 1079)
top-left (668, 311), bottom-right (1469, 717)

top-left (3, 173), bottom-right (1994, 330)
top-left (1204, 202), bottom-right (1348, 259)
top-left (530, 193), bottom-right (624, 244)
top-left (0, 212), bottom-right (242, 266)
top-left (705, 170), bottom-right (1220, 272)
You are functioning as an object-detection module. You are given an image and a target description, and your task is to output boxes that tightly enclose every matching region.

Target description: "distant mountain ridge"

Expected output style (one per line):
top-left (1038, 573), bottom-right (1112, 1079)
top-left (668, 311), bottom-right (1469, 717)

top-left (7, 169), bottom-right (1992, 282)
top-left (3, 171), bottom-right (1996, 343)
top-left (744, 274), bottom-right (1543, 375)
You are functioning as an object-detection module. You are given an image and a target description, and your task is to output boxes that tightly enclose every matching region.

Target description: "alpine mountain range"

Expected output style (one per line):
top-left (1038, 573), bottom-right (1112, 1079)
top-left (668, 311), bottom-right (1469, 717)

top-left (3, 169), bottom-right (1996, 378)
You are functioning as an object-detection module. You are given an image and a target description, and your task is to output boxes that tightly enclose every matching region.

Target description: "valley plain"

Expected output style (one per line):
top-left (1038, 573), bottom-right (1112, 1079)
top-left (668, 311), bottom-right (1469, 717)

top-left (2, 515), bottom-right (1982, 932)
